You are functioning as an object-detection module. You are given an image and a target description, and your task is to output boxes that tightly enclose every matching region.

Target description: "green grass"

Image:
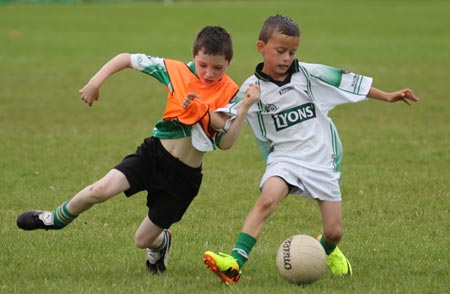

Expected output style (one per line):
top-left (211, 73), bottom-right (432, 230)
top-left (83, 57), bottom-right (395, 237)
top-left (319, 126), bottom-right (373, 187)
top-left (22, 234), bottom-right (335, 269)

top-left (1, 1), bottom-right (449, 293)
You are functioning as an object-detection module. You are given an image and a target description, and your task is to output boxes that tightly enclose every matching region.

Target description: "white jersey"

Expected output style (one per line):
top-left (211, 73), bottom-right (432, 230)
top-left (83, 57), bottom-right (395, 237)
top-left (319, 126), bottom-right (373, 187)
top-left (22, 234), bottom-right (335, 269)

top-left (217, 61), bottom-right (372, 200)
top-left (218, 60), bottom-right (373, 173)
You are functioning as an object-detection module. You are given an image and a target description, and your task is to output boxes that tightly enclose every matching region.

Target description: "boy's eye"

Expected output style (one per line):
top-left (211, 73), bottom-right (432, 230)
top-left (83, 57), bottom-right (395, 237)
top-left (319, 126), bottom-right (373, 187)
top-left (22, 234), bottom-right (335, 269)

top-left (198, 64), bottom-right (223, 71)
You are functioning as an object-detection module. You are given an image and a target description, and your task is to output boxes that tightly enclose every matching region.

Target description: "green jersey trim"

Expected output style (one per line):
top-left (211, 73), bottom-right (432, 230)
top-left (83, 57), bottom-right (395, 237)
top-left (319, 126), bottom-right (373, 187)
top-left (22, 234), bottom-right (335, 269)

top-left (329, 122), bottom-right (343, 172)
top-left (152, 119), bottom-right (192, 139)
top-left (298, 64), bottom-right (315, 100)
top-left (141, 64), bottom-right (170, 87)
top-left (256, 100), bottom-right (267, 138)
top-left (187, 61), bottom-right (197, 75)
top-left (308, 65), bottom-right (368, 96)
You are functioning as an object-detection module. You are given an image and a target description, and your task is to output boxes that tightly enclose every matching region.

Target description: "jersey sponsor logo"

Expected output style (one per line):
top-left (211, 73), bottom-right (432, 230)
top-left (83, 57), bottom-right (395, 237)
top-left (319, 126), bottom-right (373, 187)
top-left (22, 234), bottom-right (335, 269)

top-left (350, 74), bottom-right (359, 87)
top-left (278, 85), bottom-right (295, 95)
top-left (272, 103), bottom-right (316, 131)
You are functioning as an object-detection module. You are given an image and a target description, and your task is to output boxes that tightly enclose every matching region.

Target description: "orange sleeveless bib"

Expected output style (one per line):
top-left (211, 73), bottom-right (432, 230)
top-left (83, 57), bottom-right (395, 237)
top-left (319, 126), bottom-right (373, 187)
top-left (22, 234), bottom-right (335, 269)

top-left (163, 59), bottom-right (238, 137)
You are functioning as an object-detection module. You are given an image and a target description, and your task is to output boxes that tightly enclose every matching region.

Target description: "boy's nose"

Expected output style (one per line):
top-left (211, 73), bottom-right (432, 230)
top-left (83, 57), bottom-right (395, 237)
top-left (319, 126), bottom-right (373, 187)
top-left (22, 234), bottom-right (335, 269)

top-left (282, 52), bottom-right (291, 61)
top-left (205, 68), bottom-right (215, 79)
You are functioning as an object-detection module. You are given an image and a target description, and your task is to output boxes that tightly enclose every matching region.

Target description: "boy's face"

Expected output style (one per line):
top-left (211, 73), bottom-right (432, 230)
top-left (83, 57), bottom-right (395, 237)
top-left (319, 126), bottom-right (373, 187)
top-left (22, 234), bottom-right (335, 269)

top-left (194, 50), bottom-right (230, 86)
top-left (257, 31), bottom-right (300, 81)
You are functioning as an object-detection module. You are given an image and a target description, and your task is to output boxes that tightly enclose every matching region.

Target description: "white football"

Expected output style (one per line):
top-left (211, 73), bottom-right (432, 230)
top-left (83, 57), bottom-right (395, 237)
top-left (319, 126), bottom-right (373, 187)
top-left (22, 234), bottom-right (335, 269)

top-left (276, 234), bottom-right (326, 284)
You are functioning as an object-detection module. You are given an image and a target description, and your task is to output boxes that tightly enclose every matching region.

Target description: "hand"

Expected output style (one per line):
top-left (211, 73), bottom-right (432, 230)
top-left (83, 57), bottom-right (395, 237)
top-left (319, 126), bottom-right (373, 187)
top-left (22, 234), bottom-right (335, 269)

top-left (387, 88), bottom-right (420, 105)
top-left (242, 84), bottom-right (260, 110)
top-left (79, 82), bottom-right (100, 107)
top-left (181, 92), bottom-right (200, 109)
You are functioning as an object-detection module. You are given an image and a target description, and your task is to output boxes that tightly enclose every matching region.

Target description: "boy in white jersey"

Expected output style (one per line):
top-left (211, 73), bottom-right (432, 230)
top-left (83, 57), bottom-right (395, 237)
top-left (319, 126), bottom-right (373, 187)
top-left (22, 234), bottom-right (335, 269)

top-left (16, 26), bottom-right (259, 274)
top-left (203, 15), bottom-right (419, 284)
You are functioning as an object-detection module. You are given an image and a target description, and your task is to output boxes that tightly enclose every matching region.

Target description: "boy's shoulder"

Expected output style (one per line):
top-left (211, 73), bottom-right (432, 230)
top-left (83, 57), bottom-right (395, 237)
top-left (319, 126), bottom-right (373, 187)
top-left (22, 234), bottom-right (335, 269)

top-left (297, 61), bottom-right (337, 75)
top-left (241, 73), bottom-right (259, 87)
top-left (164, 58), bottom-right (190, 67)
top-left (297, 61), bottom-right (346, 86)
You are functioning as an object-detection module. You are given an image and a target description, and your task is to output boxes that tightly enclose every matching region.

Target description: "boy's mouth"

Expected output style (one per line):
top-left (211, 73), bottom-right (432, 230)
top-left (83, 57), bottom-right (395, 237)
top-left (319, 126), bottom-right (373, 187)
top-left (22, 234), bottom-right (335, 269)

top-left (202, 78), bottom-right (216, 85)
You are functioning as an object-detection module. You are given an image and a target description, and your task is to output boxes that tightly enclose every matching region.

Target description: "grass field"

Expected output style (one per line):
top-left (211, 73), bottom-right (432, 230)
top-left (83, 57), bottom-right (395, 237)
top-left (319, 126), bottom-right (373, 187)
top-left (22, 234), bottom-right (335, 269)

top-left (1, 1), bottom-right (449, 293)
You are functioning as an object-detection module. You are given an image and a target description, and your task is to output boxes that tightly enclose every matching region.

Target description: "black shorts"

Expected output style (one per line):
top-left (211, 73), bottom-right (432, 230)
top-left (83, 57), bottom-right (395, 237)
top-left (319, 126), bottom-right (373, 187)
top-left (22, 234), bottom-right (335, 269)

top-left (115, 137), bottom-right (202, 228)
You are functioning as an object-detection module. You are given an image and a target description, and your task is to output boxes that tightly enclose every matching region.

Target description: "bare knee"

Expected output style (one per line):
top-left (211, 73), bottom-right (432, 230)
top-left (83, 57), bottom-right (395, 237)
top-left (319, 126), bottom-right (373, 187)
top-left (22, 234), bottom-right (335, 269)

top-left (135, 233), bottom-right (148, 249)
top-left (255, 195), bottom-right (278, 216)
top-left (86, 182), bottom-right (112, 204)
top-left (323, 226), bottom-right (343, 243)
top-left (135, 231), bottom-right (159, 249)
top-left (134, 216), bottom-right (165, 249)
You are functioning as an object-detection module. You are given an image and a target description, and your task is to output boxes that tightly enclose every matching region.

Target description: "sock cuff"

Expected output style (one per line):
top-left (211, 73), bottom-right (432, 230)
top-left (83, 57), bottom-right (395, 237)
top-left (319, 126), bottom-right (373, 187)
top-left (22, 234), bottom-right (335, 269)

top-left (231, 248), bottom-right (248, 259)
top-left (61, 201), bottom-right (78, 218)
top-left (53, 201), bottom-right (78, 227)
top-left (153, 232), bottom-right (167, 251)
top-left (319, 236), bottom-right (337, 255)
top-left (231, 232), bottom-right (257, 268)
top-left (238, 232), bottom-right (257, 246)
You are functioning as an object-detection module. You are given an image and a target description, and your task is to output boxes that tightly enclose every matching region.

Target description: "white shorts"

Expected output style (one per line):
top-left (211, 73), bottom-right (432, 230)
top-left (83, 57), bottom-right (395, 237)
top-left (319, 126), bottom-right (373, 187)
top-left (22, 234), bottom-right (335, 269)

top-left (260, 160), bottom-right (342, 202)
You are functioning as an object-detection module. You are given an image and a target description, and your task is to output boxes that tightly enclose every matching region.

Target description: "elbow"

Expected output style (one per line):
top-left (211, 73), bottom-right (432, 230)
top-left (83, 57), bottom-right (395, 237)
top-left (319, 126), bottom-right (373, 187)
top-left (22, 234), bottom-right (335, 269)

top-left (215, 133), bottom-right (233, 150)
top-left (116, 53), bottom-right (132, 67)
top-left (115, 53), bottom-right (131, 60)
top-left (218, 142), bottom-right (232, 150)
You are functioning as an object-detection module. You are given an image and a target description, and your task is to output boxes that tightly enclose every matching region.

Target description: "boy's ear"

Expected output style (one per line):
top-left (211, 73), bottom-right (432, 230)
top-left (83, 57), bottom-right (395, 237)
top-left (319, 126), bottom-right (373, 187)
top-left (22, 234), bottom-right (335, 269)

top-left (256, 40), bottom-right (265, 53)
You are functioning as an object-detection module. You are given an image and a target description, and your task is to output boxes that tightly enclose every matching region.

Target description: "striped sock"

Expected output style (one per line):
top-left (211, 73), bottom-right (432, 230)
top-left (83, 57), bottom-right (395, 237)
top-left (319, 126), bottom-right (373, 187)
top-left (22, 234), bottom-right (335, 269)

top-left (319, 236), bottom-right (337, 255)
top-left (231, 232), bottom-right (257, 268)
top-left (53, 201), bottom-right (78, 228)
top-left (153, 232), bottom-right (168, 251)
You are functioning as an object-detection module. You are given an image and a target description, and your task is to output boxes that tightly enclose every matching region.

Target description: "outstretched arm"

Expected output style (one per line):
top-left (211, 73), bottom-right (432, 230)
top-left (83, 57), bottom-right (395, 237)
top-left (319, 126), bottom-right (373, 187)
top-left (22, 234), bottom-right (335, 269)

top-left (368, 87), bottom-right (420, 105)
top-left (79, 53), bottom-right (132, 107)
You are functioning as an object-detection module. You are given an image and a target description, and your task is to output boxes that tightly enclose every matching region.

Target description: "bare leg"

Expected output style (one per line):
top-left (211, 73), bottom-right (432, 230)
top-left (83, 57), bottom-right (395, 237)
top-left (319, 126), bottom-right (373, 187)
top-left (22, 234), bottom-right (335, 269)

top-left (138, 216), bottom-right (173, 274)
top-left (16, 169), bottom-right (131, 230)
top-left (317, 200), bottom-right (353, 276)
top-left (135, 216), bottom-right (165, 249)
top-left (241, 176), bottom-right (289, 239)
top-left (67, 169), bottom-right (130, 215)
top-left (317, 200), bottom-right (343, 244)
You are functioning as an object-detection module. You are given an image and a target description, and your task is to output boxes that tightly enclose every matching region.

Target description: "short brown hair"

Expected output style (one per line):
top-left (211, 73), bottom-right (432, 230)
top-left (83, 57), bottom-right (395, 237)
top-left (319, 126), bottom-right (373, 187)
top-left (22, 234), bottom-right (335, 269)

top-left (259, 15), bottom-right (300, 43)
top-left (192, 26), bottom-right (233, 62)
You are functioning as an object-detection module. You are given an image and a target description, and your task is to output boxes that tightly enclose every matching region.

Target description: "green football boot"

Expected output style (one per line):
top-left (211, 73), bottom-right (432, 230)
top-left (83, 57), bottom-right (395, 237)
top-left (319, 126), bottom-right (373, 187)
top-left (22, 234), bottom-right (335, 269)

top-left (327, 246), bottom-right (353, 276)
top-left (203, 251), bottom-right (241, 284)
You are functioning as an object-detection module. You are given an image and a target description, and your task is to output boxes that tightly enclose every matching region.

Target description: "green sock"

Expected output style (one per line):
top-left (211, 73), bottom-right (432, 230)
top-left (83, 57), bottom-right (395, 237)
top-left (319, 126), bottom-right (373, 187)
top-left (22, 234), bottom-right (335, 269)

top-left (53, 201), bottom-right (78, 228)
top-left (153, 232), bottom-right (167, 251)
top-left (319, 236), bottom-right (336, 255)
top-left (231, 232), bottom-right (257, 268)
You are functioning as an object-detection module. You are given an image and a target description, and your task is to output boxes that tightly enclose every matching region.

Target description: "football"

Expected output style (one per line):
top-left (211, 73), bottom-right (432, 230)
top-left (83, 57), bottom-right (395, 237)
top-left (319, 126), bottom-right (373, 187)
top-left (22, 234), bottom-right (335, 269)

top-left (276, 234), bottom-right (326, 284)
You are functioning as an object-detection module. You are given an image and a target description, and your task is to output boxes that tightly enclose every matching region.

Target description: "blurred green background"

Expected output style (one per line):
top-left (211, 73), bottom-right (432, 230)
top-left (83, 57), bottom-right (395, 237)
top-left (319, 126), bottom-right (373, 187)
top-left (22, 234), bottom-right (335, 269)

top-left (1, 1), bottom-right (449, 293)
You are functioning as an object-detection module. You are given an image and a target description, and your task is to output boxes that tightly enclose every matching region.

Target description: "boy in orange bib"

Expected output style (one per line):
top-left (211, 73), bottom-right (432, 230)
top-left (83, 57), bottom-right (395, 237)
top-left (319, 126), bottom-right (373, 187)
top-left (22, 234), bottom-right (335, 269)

top-left (16, 26), bottom-right (259, 274)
